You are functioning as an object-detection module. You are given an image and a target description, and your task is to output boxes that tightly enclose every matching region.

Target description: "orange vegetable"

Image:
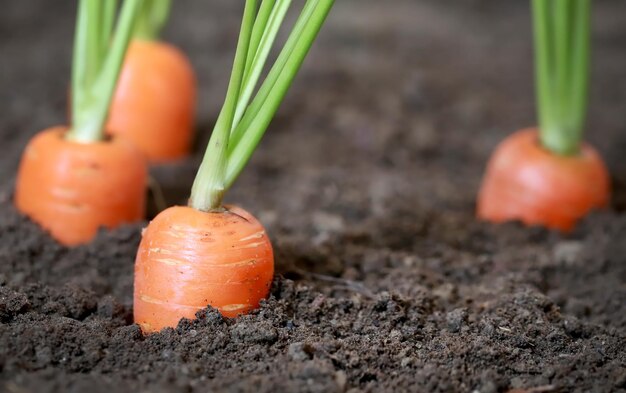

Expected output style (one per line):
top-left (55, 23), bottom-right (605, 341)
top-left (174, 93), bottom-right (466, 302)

top-left (134, 205), bottom-right (274, 333)
top-left (132, 0), bottom-right (333, 333)
top-left (106, 39), bottom-right (196, 162)
top-left (15, 127), bottom-right (147, 246)
top-left (477, 129), bottom-right (610, 232)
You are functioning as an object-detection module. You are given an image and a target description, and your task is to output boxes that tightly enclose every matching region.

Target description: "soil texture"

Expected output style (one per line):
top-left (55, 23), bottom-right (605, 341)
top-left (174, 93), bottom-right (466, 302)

top-left (0, 1), bottom-right (625, 392)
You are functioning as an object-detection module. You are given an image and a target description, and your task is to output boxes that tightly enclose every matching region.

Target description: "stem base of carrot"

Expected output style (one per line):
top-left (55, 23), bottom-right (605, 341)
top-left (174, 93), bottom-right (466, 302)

top-left (477, 128), bottom-right (610, 232)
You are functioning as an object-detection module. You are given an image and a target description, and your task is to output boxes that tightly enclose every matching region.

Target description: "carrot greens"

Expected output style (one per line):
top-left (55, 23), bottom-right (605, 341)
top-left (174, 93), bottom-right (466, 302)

top-left (67, 0), bottom-right (144, 143)
top-left (133, 0), bottom-right (172, 40)
top-left (533, 0), bottom-right (591, 156)
top-left (189, 0), bottom-right (334, 211)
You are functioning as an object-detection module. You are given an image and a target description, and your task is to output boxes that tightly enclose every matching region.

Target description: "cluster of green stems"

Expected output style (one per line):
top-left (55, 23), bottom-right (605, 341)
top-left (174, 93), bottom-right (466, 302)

top-left (66, 0), bottom-right (170, 143)
top-left (533, 0), bottom-right (591, 156)
top-left (68, 0), bottom-right (589, 211)
top-left (64, 0), bottom-right (334, 213)
top-left (189, 0), bottom-right (334, 211)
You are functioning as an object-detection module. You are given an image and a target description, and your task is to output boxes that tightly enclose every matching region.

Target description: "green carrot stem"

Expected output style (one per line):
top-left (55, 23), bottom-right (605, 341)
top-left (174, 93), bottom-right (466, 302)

top-left (532, 0), bottom-right (591, 156)
top-left (67, 0), bottom-right (143, 143)
top-left (189, 0), bottom-right (257, 211)
top-left (101, 0), bottom-right (118, 57)
top-left (189, 0), bottom-right (334, 211)
top-left (226, 0), bottom-right (333, 187)
top-left (228, 0), bottom-right (319, 149)
top-left (243, 0), bottom-right (276, 78)
top-left (570, 0), bottom-right (590, 142)
top-left (234, 0), bottom-right (292, 127)
top-left (133, 0), bottom-right (172, 40)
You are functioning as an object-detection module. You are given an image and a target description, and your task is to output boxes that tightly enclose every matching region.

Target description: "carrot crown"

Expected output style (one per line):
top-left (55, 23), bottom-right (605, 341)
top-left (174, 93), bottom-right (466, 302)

top-left (66, 0), bottom-right (143, 143)
top-left (190, 0), bottom-right (334, 211)
top-left (532, 0), bottom-right (591, 156)
top-left (133, 0), bottom-right (172, 40)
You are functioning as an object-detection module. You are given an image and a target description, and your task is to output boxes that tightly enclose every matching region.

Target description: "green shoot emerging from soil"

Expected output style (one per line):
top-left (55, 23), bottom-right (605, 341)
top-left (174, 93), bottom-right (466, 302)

top-left (133, 0), bottom-right (172, 40)
top-left (66, 0), bottom-right (143, 143)
top-left (533, 0), bottom-right (591, 156)
top-left (189, 0), bottom-right (334, 211)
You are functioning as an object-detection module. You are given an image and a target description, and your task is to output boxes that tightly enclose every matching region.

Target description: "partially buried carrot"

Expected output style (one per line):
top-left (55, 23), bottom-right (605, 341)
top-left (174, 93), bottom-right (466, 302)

top-left (477, 0), bottom-right (609, 231)
top-left (106, 0), bottom-right (196, 162)
top-left (477, 128), bottom-right (609, 232)
top-left (134, 205), bottom-right (273, 331)
top-left (134, 0), bottom-right (335, 333)
top-left (15, 128), bottom-right (146, 246)
top-left (15, 0), bottom-right (147, 246)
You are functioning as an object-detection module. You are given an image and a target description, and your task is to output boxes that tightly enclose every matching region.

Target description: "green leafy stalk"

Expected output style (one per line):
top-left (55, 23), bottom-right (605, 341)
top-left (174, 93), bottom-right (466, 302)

top-left (532, 0), bottom-right (591, 156)
top-left (67, 0), bottom-right (143, 143)
top-left (189, 0), bottom-right (258, 211)
top-left (189, 0), bottom-right (334, 211)
top-left (133, 0), bottom-right (172, 40)
top-left (234, 0), bottom-right (292, 127)
top-left (228, 0), bottom-right (319, 150)
top-left (226, 0), bottom-right (333, 187)
top-left (101, 0), bottom-right (118, 56)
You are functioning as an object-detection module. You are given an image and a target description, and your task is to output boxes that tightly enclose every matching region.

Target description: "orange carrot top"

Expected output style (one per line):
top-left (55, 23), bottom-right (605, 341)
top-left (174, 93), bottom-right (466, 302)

top-left (134, 0), bottom-right (335, 333)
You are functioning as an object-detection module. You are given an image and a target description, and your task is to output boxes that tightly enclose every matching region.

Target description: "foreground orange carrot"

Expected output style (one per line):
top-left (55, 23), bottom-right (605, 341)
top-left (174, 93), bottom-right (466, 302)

top-left (134, 0), bottom-right (334, 333)
top-left (106, 1), bottom-right (196, 162)
top-left (134, 206), bottom-right (273, 332)
top-left (477, 0), bottom-right (609, 231)
top-left (15, 1), bottom-right (147, 246)
top-left (477, 129), bottom-right (609, 232)
top-left (15, 128), bottom-right (147, 246)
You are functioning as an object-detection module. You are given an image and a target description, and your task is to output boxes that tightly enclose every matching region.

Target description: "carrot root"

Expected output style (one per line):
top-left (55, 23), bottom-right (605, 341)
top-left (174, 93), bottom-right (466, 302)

top-left (15, 127), bottom-right (147, 246)
top-left (133, 205), bottom-right (274, 333)
top-left (477, 128), bottom-right (610, 232)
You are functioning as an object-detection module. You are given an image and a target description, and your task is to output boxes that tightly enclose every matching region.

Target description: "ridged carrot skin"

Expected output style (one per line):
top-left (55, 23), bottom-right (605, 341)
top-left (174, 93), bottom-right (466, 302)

top-left (134, 205), bottom-right (274, 333)
top-left (477, 128), bottom-right (610, 232)
top-left (15, 127), bottom-right (147, 246)
top-left (106, 39), bottom-right (196, 162)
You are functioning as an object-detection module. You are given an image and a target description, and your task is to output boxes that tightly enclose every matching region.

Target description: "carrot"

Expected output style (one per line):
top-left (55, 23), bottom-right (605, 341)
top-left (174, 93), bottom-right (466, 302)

top-left (106, 0), bottom-right (196, 162)
top-left (477, 129), bottom-right (609, 232)
top-left (134, 0), bottom-right (334, 333)
top-left (134, 205), bottom-right (273, 332)
top-left (14, 0), bottom-right (147, 246)
top-left (15, 127), bottom-right (147, 246)
top-left (477, 0), bottom-right (609, 231)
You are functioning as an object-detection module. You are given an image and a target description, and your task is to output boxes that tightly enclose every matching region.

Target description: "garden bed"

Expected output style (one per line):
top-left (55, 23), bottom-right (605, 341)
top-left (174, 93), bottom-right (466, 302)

top-left (1, 1), bottom-right (625, 392)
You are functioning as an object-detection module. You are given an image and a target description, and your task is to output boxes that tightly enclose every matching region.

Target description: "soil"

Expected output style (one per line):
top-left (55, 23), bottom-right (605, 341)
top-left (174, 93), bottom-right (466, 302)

top-left (1, 1), bottom-right (625, 392)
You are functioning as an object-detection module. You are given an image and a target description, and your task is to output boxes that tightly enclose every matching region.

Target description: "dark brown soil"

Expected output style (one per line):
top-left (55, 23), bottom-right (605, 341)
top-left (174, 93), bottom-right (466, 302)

top-left (1, 1), bottom-right (625, 392)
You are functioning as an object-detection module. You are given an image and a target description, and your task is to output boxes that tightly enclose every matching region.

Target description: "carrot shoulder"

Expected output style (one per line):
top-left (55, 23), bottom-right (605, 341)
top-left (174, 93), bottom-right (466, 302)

top-left (134, 205), bottom-right (273, 332)
top-left (477, 129), bottom-right (609, 231)
top-left (15, 127), bottom-right (147, 245)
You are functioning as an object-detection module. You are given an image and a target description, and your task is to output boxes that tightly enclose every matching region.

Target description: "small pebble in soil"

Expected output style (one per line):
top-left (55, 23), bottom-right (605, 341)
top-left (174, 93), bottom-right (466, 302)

top-left (552, 241), bottom-right (583, 265)
top-left (446, 307), bottom-right (468, 333)
top-left (230, 320), bottom-right (278, 344)
top-left (288, 342), bottom-right (314, 361)
top-left (0, 287), bottom-right (30, 321)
